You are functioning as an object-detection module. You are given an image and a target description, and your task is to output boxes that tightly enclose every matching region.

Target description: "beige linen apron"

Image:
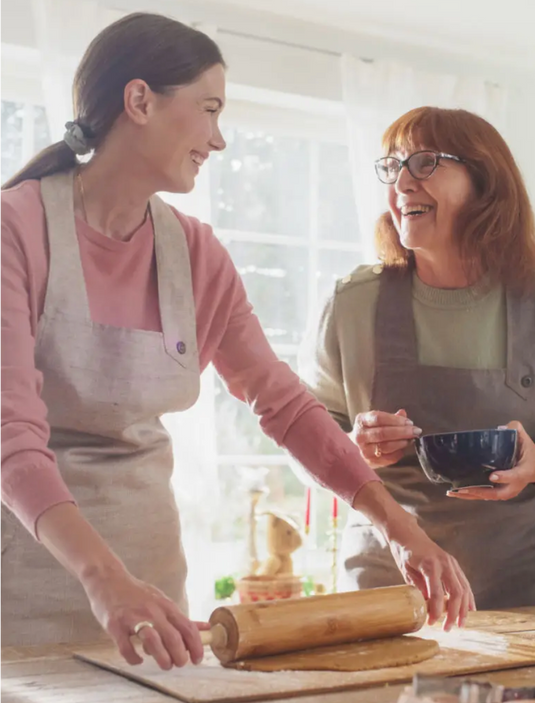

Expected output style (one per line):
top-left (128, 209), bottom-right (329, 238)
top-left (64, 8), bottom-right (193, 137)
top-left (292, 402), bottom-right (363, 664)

top-left (340, 267), bottom-right (535, 608)
top-left (1, 170), bottom-right (200, 645)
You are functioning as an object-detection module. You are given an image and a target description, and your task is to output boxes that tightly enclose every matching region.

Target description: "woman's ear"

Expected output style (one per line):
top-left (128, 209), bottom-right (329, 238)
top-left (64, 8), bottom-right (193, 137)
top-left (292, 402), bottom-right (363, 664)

top-left (123, 79), bottom-right (154, 126)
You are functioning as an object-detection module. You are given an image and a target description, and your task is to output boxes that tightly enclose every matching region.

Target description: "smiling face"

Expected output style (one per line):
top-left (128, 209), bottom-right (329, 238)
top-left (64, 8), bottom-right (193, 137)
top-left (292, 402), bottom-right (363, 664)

top-left (123, 63), bottom-right (227, 193)
top-left (387, 147), bottom-right (476, 256)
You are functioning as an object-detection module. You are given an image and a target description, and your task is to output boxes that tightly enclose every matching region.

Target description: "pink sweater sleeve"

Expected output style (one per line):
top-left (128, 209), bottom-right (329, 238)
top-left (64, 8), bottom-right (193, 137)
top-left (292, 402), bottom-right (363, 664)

top-left (179, 213), bottom-right (381, 504)
top-left (2, 185), bottom-right (76, 538)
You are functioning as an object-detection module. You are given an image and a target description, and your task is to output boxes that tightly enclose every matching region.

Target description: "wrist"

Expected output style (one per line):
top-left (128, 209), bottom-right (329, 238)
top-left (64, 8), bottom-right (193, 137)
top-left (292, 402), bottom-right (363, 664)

top-left (351, 481), bottom-right (421, 543)
top-left (37, 502), bottom-right (128, 589)
top-left (79, 555), bottom-right (128, 592)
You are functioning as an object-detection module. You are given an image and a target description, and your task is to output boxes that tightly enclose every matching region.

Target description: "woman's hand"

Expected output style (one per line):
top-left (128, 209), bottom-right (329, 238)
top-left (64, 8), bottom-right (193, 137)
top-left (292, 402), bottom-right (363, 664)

top-left (82, 565), bottom-right (206, 669)
top-left (352, 409), bottom-right (422, 468)
top-left (36, 503), bottom-right (205, 671)
top-left (353, 482), bottom-right (476, 631)
top-left (449, 422), bottom-right (535, 502)
top-left (387, 519), bottom-right (476, 631)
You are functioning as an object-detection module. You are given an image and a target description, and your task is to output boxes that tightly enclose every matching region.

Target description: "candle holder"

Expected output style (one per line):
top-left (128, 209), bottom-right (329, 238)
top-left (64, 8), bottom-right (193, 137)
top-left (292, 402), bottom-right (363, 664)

top-left (237, 466), bottom-right (269, 577)
top-left (328, 497), bottom-right (340, 594)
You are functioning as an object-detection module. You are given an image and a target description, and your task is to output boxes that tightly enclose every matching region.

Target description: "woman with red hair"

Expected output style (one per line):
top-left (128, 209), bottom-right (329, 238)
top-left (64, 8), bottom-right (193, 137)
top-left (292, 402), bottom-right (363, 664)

top-left (304, 107), bottom-right (535, 608)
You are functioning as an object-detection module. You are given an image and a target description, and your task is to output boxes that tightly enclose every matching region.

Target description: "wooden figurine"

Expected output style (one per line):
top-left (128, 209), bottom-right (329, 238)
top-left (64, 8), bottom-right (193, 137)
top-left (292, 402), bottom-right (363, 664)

top-left (258, 512), bottom-right (303, 576)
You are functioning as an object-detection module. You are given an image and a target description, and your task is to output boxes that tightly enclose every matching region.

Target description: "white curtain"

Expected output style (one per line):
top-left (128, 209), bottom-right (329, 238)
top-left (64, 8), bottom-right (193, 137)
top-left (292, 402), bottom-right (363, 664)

top-left (341, 56), bottom-right (510, 262)
top-left (31, 0), bottom-right (122, 141)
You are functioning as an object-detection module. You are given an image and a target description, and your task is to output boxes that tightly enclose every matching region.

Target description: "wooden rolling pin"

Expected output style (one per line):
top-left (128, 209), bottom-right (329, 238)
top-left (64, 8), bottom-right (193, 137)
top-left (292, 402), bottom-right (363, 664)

top-left (200, 584), bottom-right (426, 664)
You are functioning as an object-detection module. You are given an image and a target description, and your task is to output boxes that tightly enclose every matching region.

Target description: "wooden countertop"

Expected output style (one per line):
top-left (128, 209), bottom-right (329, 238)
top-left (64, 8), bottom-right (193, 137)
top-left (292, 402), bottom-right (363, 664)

top-left (3, 608), bottom-right (535, 703)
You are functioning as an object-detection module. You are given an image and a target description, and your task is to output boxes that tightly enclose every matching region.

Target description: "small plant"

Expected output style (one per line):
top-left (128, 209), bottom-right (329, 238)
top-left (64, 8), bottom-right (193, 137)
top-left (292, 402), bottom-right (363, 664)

top-left (214, 575), bottom-right (236, 600)
top-left (301, 576), bottom-right (327, 597)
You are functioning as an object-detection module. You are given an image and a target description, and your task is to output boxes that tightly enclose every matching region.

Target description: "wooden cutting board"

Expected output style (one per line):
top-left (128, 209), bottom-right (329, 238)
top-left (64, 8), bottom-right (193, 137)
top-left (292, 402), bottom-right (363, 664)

top-left (74, 628), bottom-right (535, 703)
top-left (461, 607), bottom-right (535, 633)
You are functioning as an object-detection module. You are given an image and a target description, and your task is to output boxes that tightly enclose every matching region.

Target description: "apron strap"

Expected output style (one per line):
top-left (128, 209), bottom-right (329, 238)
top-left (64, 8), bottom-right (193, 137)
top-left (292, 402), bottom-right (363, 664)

top-left (374, 266), bottom-right (418, 369)
top-left (39, 175), bottom-right (199, 371)
top-left (149, 195), bottom-right (199, 367)
top-left (40, 170), bottom-right (91, 321)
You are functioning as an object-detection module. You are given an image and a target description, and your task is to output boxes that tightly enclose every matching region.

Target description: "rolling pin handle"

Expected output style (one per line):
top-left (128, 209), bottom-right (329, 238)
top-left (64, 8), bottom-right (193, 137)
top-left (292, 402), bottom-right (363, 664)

top-left (200, 623), bottom-right (228, 649)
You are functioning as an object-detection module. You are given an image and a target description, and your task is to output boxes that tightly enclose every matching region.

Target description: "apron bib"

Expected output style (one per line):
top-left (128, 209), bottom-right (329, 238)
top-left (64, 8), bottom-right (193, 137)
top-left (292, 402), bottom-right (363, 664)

top-left (2, 170), bottom-right (200, 645)
top-left (340, 268), bottom-right (535, 608)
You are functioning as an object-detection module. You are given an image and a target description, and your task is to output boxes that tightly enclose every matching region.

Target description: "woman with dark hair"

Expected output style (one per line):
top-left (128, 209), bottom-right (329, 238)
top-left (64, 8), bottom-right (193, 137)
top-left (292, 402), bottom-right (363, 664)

top-left (302, 106), bottom-right (535, 609)
top-left (2, 17), bottom-right (473, 666)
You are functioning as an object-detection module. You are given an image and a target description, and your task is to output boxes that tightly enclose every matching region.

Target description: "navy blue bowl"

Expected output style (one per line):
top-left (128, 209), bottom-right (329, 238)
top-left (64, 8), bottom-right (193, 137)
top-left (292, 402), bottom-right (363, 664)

top-left (414, 429), bottom-right (518, 491)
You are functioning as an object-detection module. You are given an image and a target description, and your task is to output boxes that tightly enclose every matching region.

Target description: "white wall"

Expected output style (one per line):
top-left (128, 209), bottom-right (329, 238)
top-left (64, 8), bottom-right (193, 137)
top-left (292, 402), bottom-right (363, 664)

top-left (506, 86), bottom-right (535, 200)
top-left (2, 0), bottom-right (535, 196)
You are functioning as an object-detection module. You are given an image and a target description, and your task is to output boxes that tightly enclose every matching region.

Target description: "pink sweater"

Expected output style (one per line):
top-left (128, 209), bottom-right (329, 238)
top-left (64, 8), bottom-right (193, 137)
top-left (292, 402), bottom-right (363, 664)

top-left (2, 180), bottom-right (380, 538)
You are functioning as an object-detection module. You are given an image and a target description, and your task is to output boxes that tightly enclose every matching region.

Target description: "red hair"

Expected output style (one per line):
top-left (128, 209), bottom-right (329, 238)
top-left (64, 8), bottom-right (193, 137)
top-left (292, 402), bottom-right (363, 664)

top-left (375, 107), bottom-right (535, 293)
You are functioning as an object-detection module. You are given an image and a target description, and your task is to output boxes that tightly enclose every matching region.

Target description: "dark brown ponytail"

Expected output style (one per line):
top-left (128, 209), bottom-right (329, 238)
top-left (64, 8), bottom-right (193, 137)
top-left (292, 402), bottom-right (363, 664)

top-left (2, 141), bottom-right (77, 190)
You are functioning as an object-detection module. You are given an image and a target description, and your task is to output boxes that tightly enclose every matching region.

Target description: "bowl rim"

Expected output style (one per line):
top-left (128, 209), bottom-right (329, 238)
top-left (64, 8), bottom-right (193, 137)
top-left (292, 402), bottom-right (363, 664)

top-left (419, 428), bottom-right (517, 440)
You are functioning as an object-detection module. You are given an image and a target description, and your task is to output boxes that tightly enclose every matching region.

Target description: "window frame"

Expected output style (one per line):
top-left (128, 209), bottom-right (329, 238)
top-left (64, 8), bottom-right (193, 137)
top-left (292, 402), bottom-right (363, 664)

top-left (210, 91), bottom-right (361, 466)
top-left (207, 92), bottom-right (360, 572)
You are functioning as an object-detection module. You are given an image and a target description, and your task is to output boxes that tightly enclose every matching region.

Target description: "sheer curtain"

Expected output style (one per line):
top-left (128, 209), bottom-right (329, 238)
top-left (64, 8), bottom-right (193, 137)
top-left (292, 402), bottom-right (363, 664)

top-left (32, 0), bottom-right (221, 619)
top-left (31, 0), bottom-right (121, 141)
top-left (340, 56), bottom-right (509, 261)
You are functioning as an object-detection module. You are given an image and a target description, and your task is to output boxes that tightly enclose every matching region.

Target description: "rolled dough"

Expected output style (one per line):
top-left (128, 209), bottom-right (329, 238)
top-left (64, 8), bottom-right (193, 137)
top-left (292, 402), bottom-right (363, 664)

top-left (225, 635), bottom-right (439, 672)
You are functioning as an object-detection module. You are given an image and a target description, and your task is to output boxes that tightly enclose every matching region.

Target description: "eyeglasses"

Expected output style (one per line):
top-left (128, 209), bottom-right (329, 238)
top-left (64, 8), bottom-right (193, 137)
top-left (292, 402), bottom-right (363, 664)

top-left (374, 150), bottom-right (465, 184)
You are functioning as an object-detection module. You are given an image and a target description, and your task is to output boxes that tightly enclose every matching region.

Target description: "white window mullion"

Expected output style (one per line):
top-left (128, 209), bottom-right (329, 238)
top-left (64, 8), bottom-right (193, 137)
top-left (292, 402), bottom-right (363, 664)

top-left (319, 240), bottom-right (364, 253)
top-left (21, 103), bottom-right (35, 164)
top-left (306, 140), bottom-right (322, 550)
top-left (216, 228), bottom-right (308, 248)
top-left (217, 455), bottom-right (287, 466)
top-left (307, 140), bottom-right (320, 317)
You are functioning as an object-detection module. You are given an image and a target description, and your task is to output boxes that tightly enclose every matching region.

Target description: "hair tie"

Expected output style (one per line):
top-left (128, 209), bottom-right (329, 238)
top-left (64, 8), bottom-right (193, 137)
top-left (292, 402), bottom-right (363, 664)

top-left (63, 120), bottom-right (92, 155)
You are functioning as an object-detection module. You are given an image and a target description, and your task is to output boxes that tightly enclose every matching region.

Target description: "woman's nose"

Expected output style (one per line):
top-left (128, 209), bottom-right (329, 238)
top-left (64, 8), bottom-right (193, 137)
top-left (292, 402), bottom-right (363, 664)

top-left (395, 165), bottom-right (418, 193)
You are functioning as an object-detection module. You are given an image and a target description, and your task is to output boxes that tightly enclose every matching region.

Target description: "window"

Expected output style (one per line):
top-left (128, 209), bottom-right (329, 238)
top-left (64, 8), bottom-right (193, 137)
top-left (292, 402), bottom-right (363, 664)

top-left (1, 101), bottom-right (51, 183)
top-left (207, 119), bottom-right (365, 597)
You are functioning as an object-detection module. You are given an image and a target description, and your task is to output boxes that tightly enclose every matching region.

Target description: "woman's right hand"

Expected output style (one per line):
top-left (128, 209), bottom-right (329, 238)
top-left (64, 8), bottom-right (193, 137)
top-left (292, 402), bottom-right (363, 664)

top-left (82, 564), bottom-right (206, 669)
top-left (386, 519), bottom-right (476, 630)
top-left (352, 409), bottom-right (422, 468)
top-left (35, 503), bottom-right (205, 670)
top-left (353, 482), bottom-right (476, 631)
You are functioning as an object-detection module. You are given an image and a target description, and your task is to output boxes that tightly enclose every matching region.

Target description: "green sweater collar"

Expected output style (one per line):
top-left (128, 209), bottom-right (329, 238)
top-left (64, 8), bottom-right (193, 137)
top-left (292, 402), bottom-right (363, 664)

top-left (412, 271), bottom-right (496, 308)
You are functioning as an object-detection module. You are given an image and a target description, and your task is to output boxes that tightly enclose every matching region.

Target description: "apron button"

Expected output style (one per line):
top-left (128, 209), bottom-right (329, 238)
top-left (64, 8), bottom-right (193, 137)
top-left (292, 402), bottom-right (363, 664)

top-left (176, 341), bottom-right (187, 355)
top-left (521, 375), bottom-right (533, 388)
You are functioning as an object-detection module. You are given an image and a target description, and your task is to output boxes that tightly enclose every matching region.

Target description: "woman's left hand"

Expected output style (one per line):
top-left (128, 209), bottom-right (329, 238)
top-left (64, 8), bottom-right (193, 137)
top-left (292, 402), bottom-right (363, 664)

top-left (448, 421), bottom-right (535, 501)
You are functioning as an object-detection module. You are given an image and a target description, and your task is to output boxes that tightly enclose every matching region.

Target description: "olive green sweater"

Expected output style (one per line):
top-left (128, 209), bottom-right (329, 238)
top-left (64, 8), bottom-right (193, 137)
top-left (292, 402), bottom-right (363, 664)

top-left (300, 265), bottom-right (506, 431)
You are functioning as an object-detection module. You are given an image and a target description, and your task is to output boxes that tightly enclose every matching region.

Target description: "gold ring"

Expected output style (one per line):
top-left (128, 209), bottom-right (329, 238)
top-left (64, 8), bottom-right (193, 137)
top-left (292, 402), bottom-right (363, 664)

top-left (374, 444), bottom-right (382, 458)
top-left (133, 620), bottom-right (155, 636)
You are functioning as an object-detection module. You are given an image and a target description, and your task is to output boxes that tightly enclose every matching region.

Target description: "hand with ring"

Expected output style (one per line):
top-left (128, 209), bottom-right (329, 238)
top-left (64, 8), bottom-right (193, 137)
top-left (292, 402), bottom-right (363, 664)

top-left (352, 409), bottom-right (422, 468)
top-left (81, 564), bottom-right (209, 670)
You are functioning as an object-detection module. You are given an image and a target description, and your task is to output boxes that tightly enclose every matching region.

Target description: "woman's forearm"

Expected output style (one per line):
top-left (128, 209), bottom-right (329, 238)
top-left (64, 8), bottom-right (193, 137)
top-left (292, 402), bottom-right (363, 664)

top-left (35, 502), bottom-right (205, 668)
top-left (351, 480), bottom-right (420, 541)
top-left (36, 502), bottom-right (127, 587)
